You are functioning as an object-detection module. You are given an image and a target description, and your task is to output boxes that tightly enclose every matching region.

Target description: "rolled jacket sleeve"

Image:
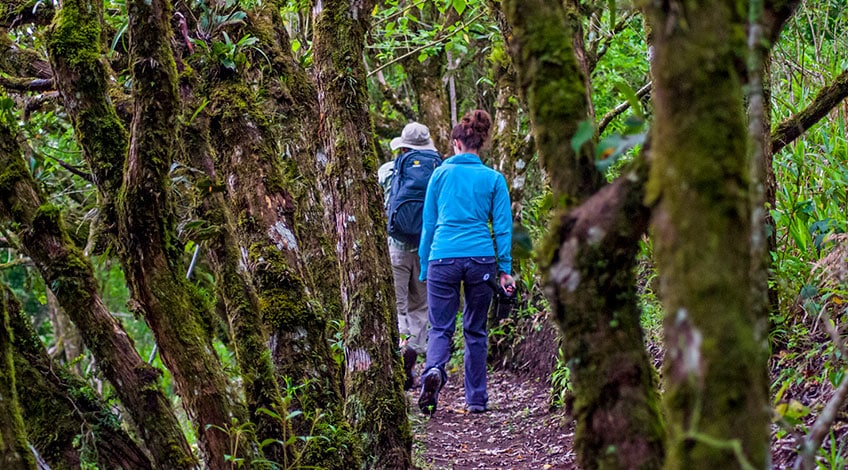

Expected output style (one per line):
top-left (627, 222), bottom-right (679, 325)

top-left (492, 174), bottom-right (512, 275)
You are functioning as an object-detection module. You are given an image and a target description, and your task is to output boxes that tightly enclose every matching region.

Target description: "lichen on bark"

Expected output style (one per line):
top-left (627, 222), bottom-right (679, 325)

top-left (0, 284), bottom-right (36, 470)
top-left (312, 0), bottom-right (412, 467)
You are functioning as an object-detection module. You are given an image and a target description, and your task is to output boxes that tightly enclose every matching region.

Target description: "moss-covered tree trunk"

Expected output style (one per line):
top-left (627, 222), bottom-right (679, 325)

top-left (45, 0), bottom-right (128, 250)
top-left (4, 284), bottom-right (152, 469)
top-left (312, 0), bottom-right (412, 467)
top-left (488, 4), bottom-right (532, 217)
top-left (502, 0), bottom-right (665, 467)
top-left (119, 0), bottom-right (251, 466)
top-left (179, 101), bottom-right (292, 465)
top-left (259, 0), bottom-right (347, 324)
top-left (643, 1), bottom-right (770, 467)
top-left (196, 74), bottom-right (359, 467)
top-left (0, 103), bottom-right (195, 469)
top-left (401, 4), bottom-right (454, 153)
top-left (0, 285), bottom-right (35, 470)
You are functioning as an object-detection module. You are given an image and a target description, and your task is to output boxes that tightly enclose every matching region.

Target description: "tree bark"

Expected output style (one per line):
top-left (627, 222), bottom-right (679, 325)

top-left (45, 0), bottom-right (128, 251)
top-left (644, 1), bottom-right (770, 467)
top-left (502, 0), bottom-right (665, 467)
top-left (0, 106), bottom-right (195, 468)
top-left (181, 103), bottom-right (293, 465)
top-left (120, 0), bottom-right (252, 466)
top-left (312, 0), bottom-right (412, 467)
top-left (771, 67), bottom-right (848, 154)
top-left (195, 76), bottom-right (359, 467)
top-left (0, 285), bottom-right (35, 470)
top-left (502, 0), bottom-right (602, 208)
top-left (4, 284), bottom-right (152, 470)
top-left (401, 4), bottom-right (455, 153)
top-left (488, 4), bottom-right (533, 218)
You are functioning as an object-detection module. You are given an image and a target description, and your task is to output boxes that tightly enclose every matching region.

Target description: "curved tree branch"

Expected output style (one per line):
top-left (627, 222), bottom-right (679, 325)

top-left (598, 81), bottom-right (651, 134)
top-left (1, 0), bottom-right (54, 28)
top-left (0, 76), bottom-right (53, 92)
top-left (771, 68), bottom-right (848, 154)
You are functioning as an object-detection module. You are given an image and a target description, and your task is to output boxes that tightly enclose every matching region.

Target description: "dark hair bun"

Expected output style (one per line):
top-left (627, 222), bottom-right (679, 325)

top-left (451, 109), bottom-right (492, 151)
top-left (469, 110), bottom-right (491, 141)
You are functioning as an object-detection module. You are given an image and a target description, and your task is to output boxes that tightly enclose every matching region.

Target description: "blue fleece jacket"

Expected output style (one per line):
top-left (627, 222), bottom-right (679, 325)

top-left (418, 153), bottom-right (513, 280)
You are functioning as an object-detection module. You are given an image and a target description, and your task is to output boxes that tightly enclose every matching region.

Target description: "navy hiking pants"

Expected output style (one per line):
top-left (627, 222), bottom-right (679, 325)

top-left (423, 256), bottom-right (496, 408)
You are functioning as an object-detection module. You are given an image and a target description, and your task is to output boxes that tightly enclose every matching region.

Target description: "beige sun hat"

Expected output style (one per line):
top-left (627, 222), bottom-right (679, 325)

top-left (390, 122), bottom-right (437, 151)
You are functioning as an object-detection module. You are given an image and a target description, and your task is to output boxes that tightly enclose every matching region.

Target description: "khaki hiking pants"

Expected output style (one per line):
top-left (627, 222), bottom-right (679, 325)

top-left (390, 244), bottom-right (429, 355)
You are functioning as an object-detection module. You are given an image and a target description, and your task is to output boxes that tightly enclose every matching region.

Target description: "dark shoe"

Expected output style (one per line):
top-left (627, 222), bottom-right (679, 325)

top-left (418, 368), bottom-right (442, 415)
top-left (467, 404), bottom-right (487, 414)
top-left (402, 347), bottom-right (418, 391)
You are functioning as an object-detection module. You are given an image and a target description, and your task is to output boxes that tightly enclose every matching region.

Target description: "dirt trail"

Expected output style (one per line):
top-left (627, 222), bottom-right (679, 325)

top-left (412, 369), bottom-right (576, 469)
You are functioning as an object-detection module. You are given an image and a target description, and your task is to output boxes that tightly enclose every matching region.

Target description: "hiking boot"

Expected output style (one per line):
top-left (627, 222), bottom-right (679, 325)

top-left (467, 404), bottom-right (487, 414)
top-left (402, 347), bottom-right (418, 391)
top-left (418, 368), bottom-right (442, 415)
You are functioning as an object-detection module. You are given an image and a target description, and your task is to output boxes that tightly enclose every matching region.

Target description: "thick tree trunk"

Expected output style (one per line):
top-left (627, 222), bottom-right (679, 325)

top-left (644, 1), bottom-right (770, 467)
top-left (0, 109), bottom-right (195, 468)
top-left (488, 5), bottom-right (533, 217)
top-left (45, 0), bottom-right (128, 250)
top-left (260, 0), bottom-right (347, 323)
top-left (120, 0), bottom-right (251, 467)
top-left (180, 104), bottom-right (292, 465)
top-left (402, 4), bottom-right (454, 153)
top-left (4, 285), bottom-right (152, 470)
top-left (502, 0), bottom-right (602, 207)
top-left (197, 75), bottom-right (359, 467)
top-left (502, 0), bottom-right (665, 467)
top-left (0, 285), bottom-right (35, 470)
top-left (312, 0), bottom-right (412, 467)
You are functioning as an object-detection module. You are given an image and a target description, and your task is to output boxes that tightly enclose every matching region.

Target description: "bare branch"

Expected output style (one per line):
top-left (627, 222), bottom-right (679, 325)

top-left (771, 68), bottom-right (848, 154)
top-left (367, 11), bottom-right (486, 78)
top-left (0, 76), bottom-right (54, 92)
top-left (40, 153), bottom-right (94, 182)
top-left (24, 91), bottom-right (60, 117)
top-left (373, 69), bottom-right (416, 121)
top-left (598, 81), bottom-right (651, 134)
top-left (591, 11), bottom-right (638, 69)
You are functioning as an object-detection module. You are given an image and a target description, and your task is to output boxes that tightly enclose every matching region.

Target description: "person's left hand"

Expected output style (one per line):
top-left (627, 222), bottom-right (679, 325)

top-left (499, 272), bottom-right (515, 296)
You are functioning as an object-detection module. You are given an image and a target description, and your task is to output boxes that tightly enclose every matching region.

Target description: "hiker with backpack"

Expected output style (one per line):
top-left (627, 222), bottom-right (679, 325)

top-left (377, 122), bottom-right (444, 390)
top-left (417, 109), bottom-right (514, 415)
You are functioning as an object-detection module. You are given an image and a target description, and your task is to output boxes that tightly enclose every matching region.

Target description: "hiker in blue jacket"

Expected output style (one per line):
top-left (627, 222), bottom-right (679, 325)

top-left (417, 109), bottom-right (514, 415)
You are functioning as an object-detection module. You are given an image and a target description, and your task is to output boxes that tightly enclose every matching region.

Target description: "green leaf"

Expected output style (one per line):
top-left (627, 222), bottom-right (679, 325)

top-left (594, 131), bottom-right (646, 173)
top-left (259, 438), bottom-right (283, 449)
top-left (257, 407), bottom-right (281, 421)
top-left (613, 80), bottom-right (644, 118)
top-left (607, 0), bottom-right (617, 30)
top-left (799, 284), bottom-right (817, 299)
top-left (452, 0), bottom-right (466, 15)
top-left (570, 120), bottom-right (594, 155)
top-left (511, 223), bottom-right (533, 260)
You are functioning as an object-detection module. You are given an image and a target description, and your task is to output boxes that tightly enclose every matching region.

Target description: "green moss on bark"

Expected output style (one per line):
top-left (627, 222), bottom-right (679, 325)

top-left (644, 1), bottom-right (769, 468)
top-left (0, 286), bottom-right (36, 470)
